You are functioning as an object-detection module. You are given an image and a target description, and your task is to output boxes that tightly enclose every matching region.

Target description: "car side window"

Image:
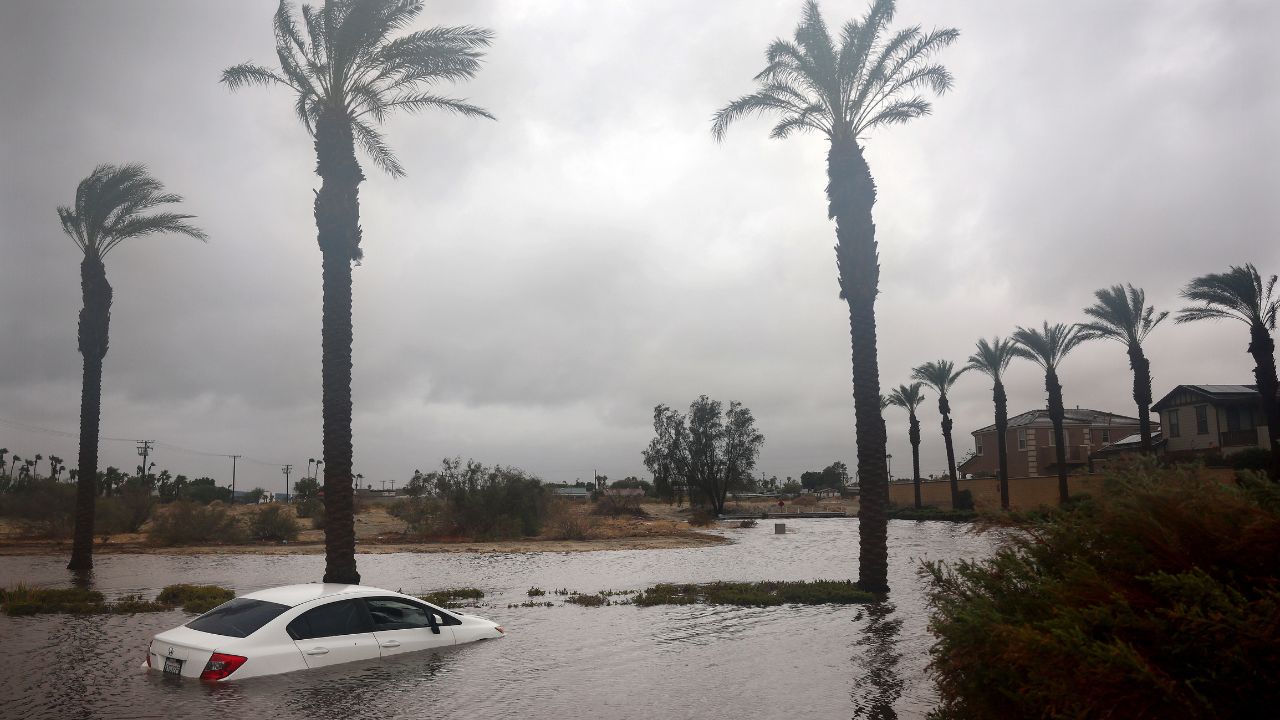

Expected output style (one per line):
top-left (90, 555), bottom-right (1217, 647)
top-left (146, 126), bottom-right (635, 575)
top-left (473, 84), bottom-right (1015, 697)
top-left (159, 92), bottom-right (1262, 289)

top-left (287, 599), bottom-right (374, 641)
top-left (366, 598), bottom-right (438, 631)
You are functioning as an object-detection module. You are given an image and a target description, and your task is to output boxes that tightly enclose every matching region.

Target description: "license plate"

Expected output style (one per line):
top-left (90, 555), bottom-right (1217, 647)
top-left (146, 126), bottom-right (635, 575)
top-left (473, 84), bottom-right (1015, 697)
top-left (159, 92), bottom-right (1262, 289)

top-left (163, 657), bottom-right (183, 676)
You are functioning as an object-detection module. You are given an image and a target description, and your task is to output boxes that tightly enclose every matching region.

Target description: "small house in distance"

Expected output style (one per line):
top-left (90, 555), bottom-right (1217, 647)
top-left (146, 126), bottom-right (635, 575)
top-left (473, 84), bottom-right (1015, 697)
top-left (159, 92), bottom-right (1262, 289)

top-left (1150, 384), bottom-right (1272, 459)
top-left (552, 486), bottom-right (591, 501)
top-left (958, 408), bottom-right (1148, 478)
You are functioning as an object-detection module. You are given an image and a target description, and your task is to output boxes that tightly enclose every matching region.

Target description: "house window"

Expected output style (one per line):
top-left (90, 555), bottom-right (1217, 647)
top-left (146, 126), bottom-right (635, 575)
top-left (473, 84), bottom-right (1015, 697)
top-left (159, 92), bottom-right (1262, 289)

top-left (975, 437), bottom-right (983, 456)
top-left (1018, 429), bottom-right (1027, 450)
top-left (1226, 406), bottom-right (1257, 431)
top-left (1168, 410), bottom-right (1180, 438)
top-left (1195, 405), bottom-right (1209, 435)
top-left (1101, 429), bottom-right (1110, 443)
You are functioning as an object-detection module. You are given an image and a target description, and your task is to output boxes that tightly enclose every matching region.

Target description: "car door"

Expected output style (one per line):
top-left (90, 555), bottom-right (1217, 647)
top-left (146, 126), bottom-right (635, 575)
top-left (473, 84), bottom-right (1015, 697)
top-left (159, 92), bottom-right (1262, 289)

top-left (286, 598), bottom-right (381, 669)
top-left (365, 597), bottom-right (456, 658)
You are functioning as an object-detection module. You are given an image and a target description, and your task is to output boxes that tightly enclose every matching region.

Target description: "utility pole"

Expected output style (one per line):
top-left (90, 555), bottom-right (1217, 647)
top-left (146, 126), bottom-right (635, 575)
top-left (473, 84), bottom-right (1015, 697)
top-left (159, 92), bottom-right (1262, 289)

top-left (228, 455), bottom-right (241, 500)
top-left (136, 440), bottom-right (153, 482)
top-left (282, 464), bottom-right (292, 502)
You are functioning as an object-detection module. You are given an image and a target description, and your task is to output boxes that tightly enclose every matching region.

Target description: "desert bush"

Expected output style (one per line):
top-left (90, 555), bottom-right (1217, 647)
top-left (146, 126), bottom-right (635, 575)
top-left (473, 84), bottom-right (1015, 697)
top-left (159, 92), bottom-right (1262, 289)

top-left (147, 502), bottom-right (244, 545)
top-left (95, 486), bottom-right (155, 534)
top-left (309, 501), bottom-right (326, 530)
top-left (427, 459), bottom-right (550, 540)
top-left (388, 496), bottom-right (440, 536)
top-left (545, 501), bottom-right (598, 540)
top-left (157, 584), bottom-right (236, 614)
top-left (294, 497), bottom-right (322, 519)
top-left (954, 488), bottom-right (975, 511)
top-left (593, 493), bottom-right (650, 517)
top-left (687, 508), bottom-right (716, 526)
top-left (925, 457), bottom-right (1280, 719)
top-left (735, 519), bottom-right (758, 528)
top-left (247, 504), bottom-right (299, 542)
top-left (791, 495), bottom-right (818, 506)
top-left (0, 478), bottom-right (75, 538)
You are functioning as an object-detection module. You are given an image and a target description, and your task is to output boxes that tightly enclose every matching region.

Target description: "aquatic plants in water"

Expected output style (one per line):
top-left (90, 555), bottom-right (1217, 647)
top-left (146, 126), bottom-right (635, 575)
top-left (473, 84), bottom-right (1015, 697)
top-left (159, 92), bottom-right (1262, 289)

top-left (633, 580), bottom-right (874, 607)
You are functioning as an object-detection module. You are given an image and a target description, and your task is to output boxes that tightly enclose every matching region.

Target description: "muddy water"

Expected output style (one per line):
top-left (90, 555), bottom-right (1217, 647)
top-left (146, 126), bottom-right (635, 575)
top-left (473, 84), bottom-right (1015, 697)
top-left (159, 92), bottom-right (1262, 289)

top-left (0, 519), bottom-right (997, 719)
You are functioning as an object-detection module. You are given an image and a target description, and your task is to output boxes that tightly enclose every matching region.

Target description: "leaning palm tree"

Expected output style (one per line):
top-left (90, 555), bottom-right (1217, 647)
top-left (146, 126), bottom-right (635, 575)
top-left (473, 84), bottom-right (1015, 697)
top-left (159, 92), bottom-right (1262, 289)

top-left (1177, 264), bottom-right (1280, 479)
top-left (1011, 323), bottom-right (1089, 504)
top-left (1077, 284), bottom-right (1167, 455)
top-left (966, 337), bottom-right (1017, 509)
top-left (713, 0), bottom-right (957, 593)
top-left (58, 163), bottom-right (206, 571)
top-left (886, 382), bottom-right (926, 509)
top-left (223, 0), bottom-right (494, 584)
top-left (912, 360), bottom-right (966, 508)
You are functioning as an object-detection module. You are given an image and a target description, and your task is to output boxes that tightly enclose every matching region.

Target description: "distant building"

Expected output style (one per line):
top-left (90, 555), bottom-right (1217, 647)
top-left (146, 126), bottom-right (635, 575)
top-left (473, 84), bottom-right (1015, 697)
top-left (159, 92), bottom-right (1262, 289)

top-left (958, 408), bottom-right (1148, 478)
top-left (553, 486), bottom-right (591, 501)
top-left (1151, 384), bottom-right (1271, 459)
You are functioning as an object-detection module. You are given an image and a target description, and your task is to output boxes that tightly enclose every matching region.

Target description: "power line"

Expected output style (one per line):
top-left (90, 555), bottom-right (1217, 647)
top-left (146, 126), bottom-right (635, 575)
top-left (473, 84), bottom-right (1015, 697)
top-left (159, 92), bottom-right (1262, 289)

top-left (0, 416), bottom-right (287, 466)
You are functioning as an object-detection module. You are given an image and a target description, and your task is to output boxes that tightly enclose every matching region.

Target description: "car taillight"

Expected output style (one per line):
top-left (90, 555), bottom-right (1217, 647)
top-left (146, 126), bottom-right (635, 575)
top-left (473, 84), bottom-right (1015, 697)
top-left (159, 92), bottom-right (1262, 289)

top-left (495, 626), bottom-right (505, 634)
top-left (200, 653), bottom-right (247, 681)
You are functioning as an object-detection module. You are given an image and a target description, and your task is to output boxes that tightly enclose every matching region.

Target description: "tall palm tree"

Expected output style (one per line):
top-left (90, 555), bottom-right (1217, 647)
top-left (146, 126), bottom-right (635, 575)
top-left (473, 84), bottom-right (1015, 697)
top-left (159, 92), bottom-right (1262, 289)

top-left (713, 0), bottom-right (957, 593)
top-left (912, 360), bottom-right (966, 508)
top-left (966, 337), bottom-right (1017, 509)
top-left (1177, 264), bottom-right (1280, 479)
top-left (58, 163), bottom-right (206, 571)
top-left (1077, 285), bottom-right (1167, 455)
top-left (223, 0), bottom-right (494, 584)
top-left (1011, 323), bottom-right (1089, 504)
top-left (886, 382), bottom-right (926, 509)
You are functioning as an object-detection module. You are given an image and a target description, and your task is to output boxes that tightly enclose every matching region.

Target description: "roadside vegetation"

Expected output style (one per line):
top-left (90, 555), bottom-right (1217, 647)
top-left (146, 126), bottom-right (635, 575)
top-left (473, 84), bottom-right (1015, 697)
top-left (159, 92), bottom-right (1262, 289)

top-left (634, 580), bottom-right (875, 607)
top-left (926, 458), bottom-right (1279, 719)
top-left (2, 583), bottom-right (234, 617)
top-left (416, 588), bottom-right (485, 608)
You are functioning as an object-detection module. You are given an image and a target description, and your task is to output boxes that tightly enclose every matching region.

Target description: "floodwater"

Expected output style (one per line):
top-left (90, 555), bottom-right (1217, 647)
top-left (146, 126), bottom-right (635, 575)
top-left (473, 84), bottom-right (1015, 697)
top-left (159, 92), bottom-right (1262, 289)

top-left (0, 519), bottom-right (997, 720)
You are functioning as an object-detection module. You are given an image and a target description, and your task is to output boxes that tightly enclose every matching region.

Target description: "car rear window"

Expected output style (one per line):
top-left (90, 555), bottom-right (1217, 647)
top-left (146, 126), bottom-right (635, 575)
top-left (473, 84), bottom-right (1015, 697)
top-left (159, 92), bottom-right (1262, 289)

top-left (187, 598), bottom-right (289, 638)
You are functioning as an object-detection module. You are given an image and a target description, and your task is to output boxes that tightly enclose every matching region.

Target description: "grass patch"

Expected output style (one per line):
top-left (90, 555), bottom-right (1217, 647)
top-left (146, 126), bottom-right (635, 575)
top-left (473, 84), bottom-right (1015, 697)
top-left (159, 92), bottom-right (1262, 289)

top-left (527, 587), bottom-right (546, 596)
top-left (417, 587), bottom-right (485, 608)
top-left (2, 585), bottom-right (168, 616)
top-left (508, 600), bottom-right (555, 608)
top-left (157, 584), bottom-right (236, 614)
top-left (633, 580), bottom-right (874, 607)
top-left (565, 592), bottom-right (609, 607)
top-left (887, 506), bottom-right (978, 522)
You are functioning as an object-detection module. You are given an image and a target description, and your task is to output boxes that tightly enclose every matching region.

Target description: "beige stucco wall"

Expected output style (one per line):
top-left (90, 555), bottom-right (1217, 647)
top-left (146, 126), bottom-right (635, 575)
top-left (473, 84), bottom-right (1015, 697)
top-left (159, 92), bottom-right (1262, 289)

top-left (888, 468), bottom-right (1239, 511)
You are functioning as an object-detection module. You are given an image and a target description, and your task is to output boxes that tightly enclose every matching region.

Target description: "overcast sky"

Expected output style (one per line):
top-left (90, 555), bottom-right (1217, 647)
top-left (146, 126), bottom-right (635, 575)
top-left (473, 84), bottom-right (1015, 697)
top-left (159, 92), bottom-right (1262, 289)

top-left (1, 0), bottom-right (1277, 492)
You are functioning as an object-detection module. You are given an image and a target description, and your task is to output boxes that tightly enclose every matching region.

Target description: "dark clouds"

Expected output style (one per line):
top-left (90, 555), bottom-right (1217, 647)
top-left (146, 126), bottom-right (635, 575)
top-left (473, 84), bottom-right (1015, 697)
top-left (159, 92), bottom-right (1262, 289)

top-left (1, 0), bottom-right (1277, 490)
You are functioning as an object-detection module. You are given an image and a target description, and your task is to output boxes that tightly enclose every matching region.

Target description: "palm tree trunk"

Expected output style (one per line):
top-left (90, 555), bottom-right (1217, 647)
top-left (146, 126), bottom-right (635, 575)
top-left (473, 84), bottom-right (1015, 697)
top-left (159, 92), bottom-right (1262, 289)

top-left (939, 394), bottom-right (958, 507)
top-left (829, 136), bottom-right (889, 594)
top-left (1046, 370), bottom-right (1069, 503)
top-left (314, 110), bottom-right (364, 585)
top-left (909, 413), bottom-right (922, 509)
top-left (994, 380), bottom-right (1010, 510)
top-left (1247, 323), bottom-right (1280, 480)
top-left (1128, 343), bottom-right (1155, 455)
top-left (69, 256), bottom-right (111, 572)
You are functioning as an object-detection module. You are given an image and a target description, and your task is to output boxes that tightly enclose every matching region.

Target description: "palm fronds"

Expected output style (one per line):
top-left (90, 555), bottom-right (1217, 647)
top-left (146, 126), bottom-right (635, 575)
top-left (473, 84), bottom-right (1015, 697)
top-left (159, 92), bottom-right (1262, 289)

top-left (57, 164), bottom-right (206, 258)
top-left (966, 337), bottom-right (1016, 381)
top-left (912, 359), bottom-right (965, 396)
top-left (1011, 322), bottom-right (1090, 372)
top-left (1176, 264), bottom-right (1279, 330)
top-left (886, 382), bottom-right (926, 411)
top-left (1078, 284), bottom-right (1168, 346)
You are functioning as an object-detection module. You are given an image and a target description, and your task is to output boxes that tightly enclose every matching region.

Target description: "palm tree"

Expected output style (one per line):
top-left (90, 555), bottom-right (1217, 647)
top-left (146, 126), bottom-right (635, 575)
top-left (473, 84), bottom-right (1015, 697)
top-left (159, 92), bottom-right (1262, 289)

top-left (1177, 264), bottom-right (1280, 479)
top-left (34, 454), bottom-right (44, 477)
top-left (712, 0), bottom-right (957, 593)
top-left (912, 360), bottom-right (966, 507)
top-left (59, 163), bottom-right (206, 571)
top-left (886, 383), bottom-right (926, 509)
top-left (1011, 323), bottom-right (1089, 504)
top-left (1077, 285), bottom-right (1167, 455)
top-left (223, 0), bottom-right (494, 584)
top-left (966, 337), bottom-right (1017, 509)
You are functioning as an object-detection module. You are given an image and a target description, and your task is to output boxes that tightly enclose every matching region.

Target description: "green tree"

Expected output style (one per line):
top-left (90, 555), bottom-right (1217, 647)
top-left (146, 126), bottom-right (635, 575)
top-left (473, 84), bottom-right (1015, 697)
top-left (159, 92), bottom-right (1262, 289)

top-left (293, 476), bottom-right (321, 502)
top-left (1177, 264), bottom-right (1280, 479)
top-left (886, 382), bottom-right (926, 509)
top-left (712, 0), bottom-right (957, 592)
top-left (1077, 284), bottom-right (1167, 455)
top-left (966, 337), bottom-right (1017, 509)
top-left (57, 163), bottom-right (205, 571)
top-left (913, 360), bottom-right (967, 508)
top-left (1012, 323), bottom-right (1090, 504)
top-left (223, 0), bottom-right (494, 583)
top-left (643, 404), bottom-right (689, 502)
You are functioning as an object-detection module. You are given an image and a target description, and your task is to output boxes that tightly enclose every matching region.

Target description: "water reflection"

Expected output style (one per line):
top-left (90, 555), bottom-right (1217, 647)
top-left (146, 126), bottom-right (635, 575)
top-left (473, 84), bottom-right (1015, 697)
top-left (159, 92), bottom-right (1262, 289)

top-left (851, 602), bottom-right (905, 719)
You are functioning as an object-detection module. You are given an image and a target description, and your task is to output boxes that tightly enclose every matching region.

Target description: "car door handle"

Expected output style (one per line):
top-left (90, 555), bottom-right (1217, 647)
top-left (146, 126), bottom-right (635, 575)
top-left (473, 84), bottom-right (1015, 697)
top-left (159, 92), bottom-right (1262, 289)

top-left (305, 647), bottom-right (329, 655)
top-left (380, 640), bottom-right (401, 648)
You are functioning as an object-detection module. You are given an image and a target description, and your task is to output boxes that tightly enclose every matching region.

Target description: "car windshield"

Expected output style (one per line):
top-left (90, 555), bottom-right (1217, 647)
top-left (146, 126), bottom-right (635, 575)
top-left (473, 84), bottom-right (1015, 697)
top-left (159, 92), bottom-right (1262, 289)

top-left (186, 598), bottom-right (289, 638)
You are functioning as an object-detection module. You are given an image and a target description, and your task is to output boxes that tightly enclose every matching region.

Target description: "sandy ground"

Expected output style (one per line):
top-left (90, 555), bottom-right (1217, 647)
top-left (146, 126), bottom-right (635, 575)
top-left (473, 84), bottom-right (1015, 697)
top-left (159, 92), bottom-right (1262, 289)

top-left (0, 501), bottom-right (731, 556)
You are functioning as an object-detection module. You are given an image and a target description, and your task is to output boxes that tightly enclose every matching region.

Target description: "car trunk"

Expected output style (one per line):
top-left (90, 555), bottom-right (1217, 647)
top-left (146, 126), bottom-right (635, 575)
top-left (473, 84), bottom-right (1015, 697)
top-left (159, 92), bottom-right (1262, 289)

top-left (149, 626), bottom-right (222, 679)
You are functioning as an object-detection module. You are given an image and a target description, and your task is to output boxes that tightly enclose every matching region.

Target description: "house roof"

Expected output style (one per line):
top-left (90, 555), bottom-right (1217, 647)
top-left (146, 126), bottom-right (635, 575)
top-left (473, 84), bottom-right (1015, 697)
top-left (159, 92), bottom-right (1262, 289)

top-left (553, 486), bottom-right (590, 496)
top-left (971, 408), bottom-right (1143, 435)
top-left (1150, 384), bottom-right (1261, 412)
top-left (1091, 431), bottom-right (1166, 456)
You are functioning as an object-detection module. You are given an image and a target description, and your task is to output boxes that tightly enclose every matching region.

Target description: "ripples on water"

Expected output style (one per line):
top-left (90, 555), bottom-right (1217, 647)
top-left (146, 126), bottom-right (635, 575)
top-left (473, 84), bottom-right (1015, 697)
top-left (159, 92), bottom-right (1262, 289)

top-left (0, 519), bottom-right (996, 720)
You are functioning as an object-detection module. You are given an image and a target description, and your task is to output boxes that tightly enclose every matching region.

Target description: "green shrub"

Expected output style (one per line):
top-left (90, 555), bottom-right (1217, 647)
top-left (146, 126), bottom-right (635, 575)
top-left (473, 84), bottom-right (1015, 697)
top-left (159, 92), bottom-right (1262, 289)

top-left (247, 504), bottom-right (299, 542)
top-left (95, 486), bottom-right (155, 534)
top-left (925, 457), bottom-right (1280, 719)
top-left (1229, 446), bottom-right (1271, 471)
top-left (954, 488), bottom-right (975, 511)
top-left (527, 587), bottom-right (546, 596)
top-left (157, 584), bottom-right (236, 614)
top-left (1, 585), bottom-right (168, 616)
top-left (0, 478), bottom-right (75, 538)
top-left (388, 496), bottom-right (439, 536)
top-left (565, 592), bottom-right (608, 607)
top-left (634, 580), bottom-right (873, 607)
top-left (294, 497), bottom-right (322, 519)
top-left (147, 501), bottom-right (244, 545)
top-left (412, 459), bottom-right (551, 540)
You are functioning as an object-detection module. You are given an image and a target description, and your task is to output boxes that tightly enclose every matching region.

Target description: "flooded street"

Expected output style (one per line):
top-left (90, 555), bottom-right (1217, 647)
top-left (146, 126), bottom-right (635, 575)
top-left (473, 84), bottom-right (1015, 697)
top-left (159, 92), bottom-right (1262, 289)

top-left (0, 519), bottom-right (996, 719)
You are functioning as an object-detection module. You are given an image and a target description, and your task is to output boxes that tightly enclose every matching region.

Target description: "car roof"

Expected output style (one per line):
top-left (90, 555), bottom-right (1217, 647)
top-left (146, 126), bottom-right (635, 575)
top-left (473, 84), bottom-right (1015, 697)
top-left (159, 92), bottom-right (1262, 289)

top-left (240, 583), bottom-right (402, 608)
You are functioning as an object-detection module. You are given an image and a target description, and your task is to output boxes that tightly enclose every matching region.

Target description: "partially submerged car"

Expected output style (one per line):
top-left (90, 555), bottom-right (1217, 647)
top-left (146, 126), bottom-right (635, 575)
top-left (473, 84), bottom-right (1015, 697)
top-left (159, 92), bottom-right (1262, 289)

top-left (146, 583), bottom-right (503, 681)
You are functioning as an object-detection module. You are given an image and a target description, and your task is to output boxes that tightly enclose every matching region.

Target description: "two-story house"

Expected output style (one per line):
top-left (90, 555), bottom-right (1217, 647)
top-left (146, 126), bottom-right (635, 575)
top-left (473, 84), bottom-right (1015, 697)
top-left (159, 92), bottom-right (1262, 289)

top-left (958, 408), bottom-right (1148, 478)
top-left (1150, 384), bottom-right (1271, 458)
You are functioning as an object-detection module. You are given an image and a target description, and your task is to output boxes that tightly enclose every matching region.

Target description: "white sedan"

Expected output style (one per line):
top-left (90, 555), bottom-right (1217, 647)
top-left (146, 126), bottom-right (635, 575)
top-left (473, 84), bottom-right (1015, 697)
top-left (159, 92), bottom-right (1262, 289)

top-left (146, 584), bottom-right (504, 681)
